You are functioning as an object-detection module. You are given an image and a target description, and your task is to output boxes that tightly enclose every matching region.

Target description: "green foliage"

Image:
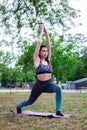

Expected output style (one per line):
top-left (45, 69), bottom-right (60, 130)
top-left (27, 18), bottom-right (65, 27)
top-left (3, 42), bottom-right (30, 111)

top-left (0, 37), bottom-right (87, 83)
top-left (0, 0), bottom-right (79, 45)
top-left (80, 46), bottom-right (87, 77)
top-left (51, 35), bottom-right (84, 82)
top-left (0, 0), bottom-right (87, 83)
top-left (16, 41), bottom-right (36, 82)
top-left (0, 51), bottom-right (13, 82)
top-left (16, 41), bottom-right (36, 71)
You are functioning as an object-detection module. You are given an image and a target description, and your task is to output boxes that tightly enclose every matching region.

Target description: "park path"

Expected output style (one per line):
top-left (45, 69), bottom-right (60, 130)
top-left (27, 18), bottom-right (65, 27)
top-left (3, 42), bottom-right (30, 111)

top-left (0, 88), bottom-right (87, 93)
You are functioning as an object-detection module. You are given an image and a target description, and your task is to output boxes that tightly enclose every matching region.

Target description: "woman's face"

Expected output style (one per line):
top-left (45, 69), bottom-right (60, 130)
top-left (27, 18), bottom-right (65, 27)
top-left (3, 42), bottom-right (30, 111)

top-left (39, 47), bottom-right (48, 59)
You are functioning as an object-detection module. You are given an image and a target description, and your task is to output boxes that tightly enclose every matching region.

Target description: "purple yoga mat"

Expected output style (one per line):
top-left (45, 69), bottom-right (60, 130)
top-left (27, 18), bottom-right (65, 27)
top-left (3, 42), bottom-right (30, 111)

top-left (10, 110), bottom-right (77, 118)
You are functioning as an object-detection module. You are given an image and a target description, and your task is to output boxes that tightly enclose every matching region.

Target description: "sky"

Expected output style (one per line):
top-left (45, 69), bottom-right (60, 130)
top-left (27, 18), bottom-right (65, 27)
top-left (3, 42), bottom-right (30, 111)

top-left (0, 0), bottom-right (87, 54)
top-left (69, 0), bottom-right (87, 43)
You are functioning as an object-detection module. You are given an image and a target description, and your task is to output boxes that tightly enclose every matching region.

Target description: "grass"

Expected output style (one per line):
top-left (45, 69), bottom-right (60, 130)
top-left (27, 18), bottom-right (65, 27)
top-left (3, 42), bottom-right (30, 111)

top-left (0, 91), bottom-right (87, 130)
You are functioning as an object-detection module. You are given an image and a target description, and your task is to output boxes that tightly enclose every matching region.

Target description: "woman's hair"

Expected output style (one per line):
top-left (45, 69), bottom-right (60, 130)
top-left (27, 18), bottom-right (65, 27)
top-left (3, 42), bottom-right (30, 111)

top-left (39, 45), bottom-right (47, 51)
top-left (39, 45), bottom-right (51, 66)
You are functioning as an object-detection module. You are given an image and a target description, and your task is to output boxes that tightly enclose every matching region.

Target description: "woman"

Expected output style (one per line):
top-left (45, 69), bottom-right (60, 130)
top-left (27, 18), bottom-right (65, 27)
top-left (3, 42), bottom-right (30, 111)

top-left (16, 25), bottom-right (64, 116)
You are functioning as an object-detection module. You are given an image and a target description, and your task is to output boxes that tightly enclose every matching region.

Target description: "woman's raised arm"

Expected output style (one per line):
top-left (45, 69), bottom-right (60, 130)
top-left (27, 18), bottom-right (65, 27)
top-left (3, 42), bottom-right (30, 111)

top-left (44, 26), bottom-right (51, 61)
top-left (33, 25), bottom-right (44, 60)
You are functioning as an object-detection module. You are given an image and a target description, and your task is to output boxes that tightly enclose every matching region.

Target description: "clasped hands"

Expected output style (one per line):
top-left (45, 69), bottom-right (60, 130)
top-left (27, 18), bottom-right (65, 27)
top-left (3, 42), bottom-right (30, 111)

top-left (40, 24), bottom-right (47, 33)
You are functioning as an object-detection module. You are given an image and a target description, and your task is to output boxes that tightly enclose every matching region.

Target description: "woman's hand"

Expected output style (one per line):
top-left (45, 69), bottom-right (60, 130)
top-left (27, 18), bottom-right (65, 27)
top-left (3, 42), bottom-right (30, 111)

top-left (40, 24), bottom-right (44, 32)
top-left (44, 25), bottom-right (47, 33)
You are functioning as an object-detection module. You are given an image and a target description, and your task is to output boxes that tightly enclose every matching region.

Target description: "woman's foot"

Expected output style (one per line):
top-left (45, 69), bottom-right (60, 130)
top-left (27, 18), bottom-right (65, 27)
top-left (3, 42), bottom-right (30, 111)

top-left (56, 111), bottom-right (64, 116)
top-left (16, 107), bottom-right (21, 113)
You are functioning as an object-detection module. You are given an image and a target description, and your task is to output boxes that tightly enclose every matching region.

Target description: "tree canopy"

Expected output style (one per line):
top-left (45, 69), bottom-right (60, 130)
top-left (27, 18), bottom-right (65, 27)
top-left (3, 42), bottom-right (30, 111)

top-left (0, 0), bottom-right (79, 45)
top-left (0, 0), bottom-right (87, 85)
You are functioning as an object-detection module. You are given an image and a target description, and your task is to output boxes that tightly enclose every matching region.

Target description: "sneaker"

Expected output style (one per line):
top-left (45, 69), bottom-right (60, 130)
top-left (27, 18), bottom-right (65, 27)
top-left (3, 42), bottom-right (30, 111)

top-left (16, 107), bottom-right (21, 113)
top-left (56, 111), bottom-right (64, 116)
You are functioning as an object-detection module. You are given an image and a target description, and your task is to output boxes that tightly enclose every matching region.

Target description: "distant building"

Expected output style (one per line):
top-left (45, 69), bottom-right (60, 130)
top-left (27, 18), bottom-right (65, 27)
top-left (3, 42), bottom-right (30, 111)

top-left (66, 77), bottom-right (87, 89)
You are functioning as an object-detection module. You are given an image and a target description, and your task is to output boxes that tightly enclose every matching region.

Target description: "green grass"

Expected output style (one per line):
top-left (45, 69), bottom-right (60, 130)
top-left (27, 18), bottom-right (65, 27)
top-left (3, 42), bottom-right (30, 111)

top-left (0, 92), bottom-right (87, 130)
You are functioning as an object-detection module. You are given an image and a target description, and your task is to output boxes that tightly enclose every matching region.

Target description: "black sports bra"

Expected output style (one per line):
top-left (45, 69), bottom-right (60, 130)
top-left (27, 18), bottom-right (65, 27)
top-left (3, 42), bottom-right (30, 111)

top-left (35, 60), bottom-right (52, 75)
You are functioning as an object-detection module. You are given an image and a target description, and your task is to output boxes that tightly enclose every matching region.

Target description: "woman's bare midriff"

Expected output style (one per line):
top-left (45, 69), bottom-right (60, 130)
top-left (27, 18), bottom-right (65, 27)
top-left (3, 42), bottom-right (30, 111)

top-left (37, 73), bottom-right (51, 81)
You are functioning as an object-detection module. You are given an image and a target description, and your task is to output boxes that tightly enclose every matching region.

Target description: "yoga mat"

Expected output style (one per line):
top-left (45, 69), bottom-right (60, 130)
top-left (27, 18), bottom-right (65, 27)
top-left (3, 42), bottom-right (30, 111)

top-left (10, 110), bottom-right (77, 118)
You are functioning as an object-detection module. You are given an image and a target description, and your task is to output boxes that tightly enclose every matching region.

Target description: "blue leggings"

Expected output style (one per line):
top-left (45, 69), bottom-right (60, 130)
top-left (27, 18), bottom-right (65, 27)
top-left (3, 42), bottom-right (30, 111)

top-left (18, 79), bottom-right (62, 111)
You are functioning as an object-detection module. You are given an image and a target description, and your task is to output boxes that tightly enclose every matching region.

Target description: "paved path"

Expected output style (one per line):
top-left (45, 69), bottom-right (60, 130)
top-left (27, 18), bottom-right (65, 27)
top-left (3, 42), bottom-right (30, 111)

top-left (0, 89), bottom-right (87, 93)
top-left (63, 89), bottom-right (87, 93)
top-left (0, 89), bottom-right (31, 93)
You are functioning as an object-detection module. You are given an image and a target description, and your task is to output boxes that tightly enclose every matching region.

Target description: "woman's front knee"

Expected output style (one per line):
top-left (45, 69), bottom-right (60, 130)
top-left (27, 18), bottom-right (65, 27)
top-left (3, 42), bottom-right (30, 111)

top-left (56, 85), bottom-right (62, 93)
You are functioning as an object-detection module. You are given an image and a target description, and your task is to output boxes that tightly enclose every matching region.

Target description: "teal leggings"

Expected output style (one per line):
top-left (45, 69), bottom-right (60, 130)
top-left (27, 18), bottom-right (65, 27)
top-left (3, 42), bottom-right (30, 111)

top-left (18, 79), bottom-right (62, 111)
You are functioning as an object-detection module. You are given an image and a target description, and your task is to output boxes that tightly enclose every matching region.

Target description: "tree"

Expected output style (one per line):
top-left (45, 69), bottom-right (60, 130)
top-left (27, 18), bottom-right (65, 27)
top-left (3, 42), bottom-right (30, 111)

top-left (80, 46), bottom-right (87, 77)
top-left (51, 35), bottom-right (84, 82)
top-left (16, 40), bottom-right (36, 82)
top-left (0, 51), bottom-right (15, 86)
top-left (1, 0), bottom-right (86, 83)
top-left (0, 0), bottom-right (79, 47)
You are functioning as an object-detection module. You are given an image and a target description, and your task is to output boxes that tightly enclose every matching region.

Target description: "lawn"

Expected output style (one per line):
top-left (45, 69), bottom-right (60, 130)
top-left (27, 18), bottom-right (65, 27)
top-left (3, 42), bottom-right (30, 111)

top-left (0, 91), bottom-right (87, 130)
